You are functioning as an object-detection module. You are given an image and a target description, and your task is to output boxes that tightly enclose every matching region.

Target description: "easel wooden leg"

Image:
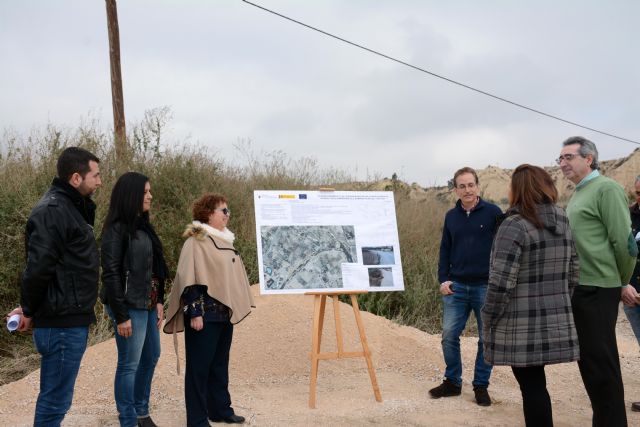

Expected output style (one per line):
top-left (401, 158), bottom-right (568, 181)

top-left (307, 291), bottom-right (382, 408)
top-left (332, 296), bottom-right (344, 356)
top-left (318, 295), bottom-right (327, 350)
top-left (350, 295), bottom-right (382, 402)
top-left (309, 294), bottom-right (327, 408)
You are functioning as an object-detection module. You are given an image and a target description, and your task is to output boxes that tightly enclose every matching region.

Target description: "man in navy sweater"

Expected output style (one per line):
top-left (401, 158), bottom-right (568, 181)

top-left (429, 167), bottom-right (502, 406)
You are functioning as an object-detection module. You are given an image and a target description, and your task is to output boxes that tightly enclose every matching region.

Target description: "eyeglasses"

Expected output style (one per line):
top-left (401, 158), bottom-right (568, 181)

top-left (215, 208), bottom-right (230, 216)
top-left (555, 153), bottom-right (581, 164)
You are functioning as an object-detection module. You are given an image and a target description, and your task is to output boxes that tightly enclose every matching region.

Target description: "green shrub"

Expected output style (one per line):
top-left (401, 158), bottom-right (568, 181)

top-left (0, 113), bottom-right (447, 384)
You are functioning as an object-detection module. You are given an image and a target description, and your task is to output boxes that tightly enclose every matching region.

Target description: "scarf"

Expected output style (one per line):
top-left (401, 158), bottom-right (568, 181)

top-left (191, 220), bottom-right (235, 244)
top-left (138, 217), bottom-right (169, 281)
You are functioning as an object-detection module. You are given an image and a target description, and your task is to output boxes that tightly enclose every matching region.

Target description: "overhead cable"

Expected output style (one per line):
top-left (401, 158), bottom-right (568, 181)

top-left (242, 0), bottom-right (639, 146)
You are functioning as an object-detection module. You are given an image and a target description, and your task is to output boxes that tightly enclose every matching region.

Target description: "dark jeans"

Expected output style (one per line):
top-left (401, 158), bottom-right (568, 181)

top-left (184, 320), bottom-right (235, 427)
top-left (512, 366), bottom-right (553, 427)
top-left (32, 326), bottom-right (89, 427)
top-left (441, 281), bottom-right (492, 387)
top-left (623, 303), bottom-right (640, 345)
top-left (572, 285), bottom-right (626, 427)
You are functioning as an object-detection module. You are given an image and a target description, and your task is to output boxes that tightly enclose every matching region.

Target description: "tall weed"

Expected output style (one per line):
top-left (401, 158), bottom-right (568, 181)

top-left (0, 113), bottom-right (447, 384)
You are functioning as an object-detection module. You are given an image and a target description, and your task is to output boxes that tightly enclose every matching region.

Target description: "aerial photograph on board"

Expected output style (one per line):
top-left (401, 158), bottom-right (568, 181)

top-left (261, 225), bottom-right (357, 290)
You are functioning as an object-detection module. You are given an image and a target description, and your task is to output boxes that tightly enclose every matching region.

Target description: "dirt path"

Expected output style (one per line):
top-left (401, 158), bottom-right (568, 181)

top-left (1, 286), bottom-right (639, 426)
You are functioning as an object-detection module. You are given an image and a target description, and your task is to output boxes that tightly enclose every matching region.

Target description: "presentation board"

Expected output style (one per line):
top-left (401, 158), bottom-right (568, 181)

top-left (254, 190), bottom-right (404, 294)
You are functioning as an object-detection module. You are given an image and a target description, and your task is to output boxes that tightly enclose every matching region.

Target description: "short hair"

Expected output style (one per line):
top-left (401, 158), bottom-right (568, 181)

top-left (562, 136), bottom-right (599, 170)
top-left (453, 167), bottom-right (479, 187)
top-left (192, 193), bottom-right (228, 223)
top-left (57, 147), bottom-right (100, 181)
top-left (510, 164), bottom-right (558, 229)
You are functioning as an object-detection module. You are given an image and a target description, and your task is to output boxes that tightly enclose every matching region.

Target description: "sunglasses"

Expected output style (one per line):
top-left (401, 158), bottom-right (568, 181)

top-left (215, 208), bottom-right (231, 216)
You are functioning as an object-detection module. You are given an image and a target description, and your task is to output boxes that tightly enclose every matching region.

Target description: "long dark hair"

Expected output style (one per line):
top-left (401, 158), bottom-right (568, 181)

top-left (509, 164), bottom-right (558, 229)
top-left (103, 171), bottom-right (168, 280)
top-left (103, 171), bottom-right (149, 236)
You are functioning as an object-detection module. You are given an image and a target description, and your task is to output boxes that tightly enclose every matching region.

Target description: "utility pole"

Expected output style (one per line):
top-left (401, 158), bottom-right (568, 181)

top-left (105, 0), bottom-right (127, 174)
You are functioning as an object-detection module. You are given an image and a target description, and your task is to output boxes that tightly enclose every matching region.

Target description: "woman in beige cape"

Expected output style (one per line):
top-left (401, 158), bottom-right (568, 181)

top-left (164, 193), bottom-right (254, 426)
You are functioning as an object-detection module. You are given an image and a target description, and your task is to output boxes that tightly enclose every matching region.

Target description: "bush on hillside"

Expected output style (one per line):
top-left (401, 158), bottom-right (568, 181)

top-left (0, 112), bottom-right (447, 385)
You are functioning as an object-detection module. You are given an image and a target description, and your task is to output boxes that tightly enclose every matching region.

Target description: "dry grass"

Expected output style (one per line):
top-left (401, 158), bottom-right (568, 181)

top-left (0, 114), bottom-right (447, 385)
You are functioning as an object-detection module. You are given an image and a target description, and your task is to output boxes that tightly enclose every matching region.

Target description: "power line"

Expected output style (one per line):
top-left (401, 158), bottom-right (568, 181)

top-left (242, 0), bottom-right (640, 146)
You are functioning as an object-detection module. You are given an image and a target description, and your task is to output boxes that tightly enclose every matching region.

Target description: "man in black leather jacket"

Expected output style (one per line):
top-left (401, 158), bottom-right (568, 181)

top-left (11, 146), bottom-right (101, 427)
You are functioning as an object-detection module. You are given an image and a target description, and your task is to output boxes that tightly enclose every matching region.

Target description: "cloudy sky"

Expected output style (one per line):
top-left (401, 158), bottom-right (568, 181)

top-left (1, 0), bottom-right (639, 186)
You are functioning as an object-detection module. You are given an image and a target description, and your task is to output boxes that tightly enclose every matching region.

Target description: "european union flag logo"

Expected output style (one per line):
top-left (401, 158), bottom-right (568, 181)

top-left (299, 194), bottom-right (307, 199)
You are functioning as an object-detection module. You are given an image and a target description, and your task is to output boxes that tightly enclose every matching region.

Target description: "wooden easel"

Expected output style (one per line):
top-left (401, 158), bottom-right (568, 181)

top-left (306, 291), bottom-right (382, 408)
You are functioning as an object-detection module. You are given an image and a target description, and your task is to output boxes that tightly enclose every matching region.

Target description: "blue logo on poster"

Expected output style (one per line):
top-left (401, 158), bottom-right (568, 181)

top-left (299, 194), bottom-right (307, 199)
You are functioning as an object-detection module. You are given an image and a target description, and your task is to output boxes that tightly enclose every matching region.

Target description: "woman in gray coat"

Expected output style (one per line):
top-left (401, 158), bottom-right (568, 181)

top-left (481, 164), bottom-right (579, 427)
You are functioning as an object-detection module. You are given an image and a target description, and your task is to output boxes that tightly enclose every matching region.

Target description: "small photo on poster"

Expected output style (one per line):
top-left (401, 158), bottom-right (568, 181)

top-left (368, 267), bottom-right (394, 287)
top-left (362, 246), bottom-right (395, 265)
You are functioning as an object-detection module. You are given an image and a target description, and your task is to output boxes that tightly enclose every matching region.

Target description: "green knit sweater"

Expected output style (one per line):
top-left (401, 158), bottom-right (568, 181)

top-left (567, 175), bottom-right (635, 287)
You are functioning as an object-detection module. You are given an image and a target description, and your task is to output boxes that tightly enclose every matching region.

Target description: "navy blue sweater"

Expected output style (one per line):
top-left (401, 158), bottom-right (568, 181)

top-left (438, 198), bottom-right (502, 284)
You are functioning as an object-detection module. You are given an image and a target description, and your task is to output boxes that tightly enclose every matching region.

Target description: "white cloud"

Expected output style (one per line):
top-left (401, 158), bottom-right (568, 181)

top-left (1, 0), bottom-right (639, 185)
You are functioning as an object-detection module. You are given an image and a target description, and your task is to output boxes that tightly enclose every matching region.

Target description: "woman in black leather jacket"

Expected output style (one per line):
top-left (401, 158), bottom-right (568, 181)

top-left (101, 172), bottom-right (168, 427)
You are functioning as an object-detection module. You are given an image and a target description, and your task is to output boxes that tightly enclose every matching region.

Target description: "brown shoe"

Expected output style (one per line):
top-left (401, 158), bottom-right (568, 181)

top-left (632, 402), bottom-right (640, 412)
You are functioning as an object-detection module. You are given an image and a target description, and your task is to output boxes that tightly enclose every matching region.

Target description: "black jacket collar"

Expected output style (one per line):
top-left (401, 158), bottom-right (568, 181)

top-left (51, 178), bottom-right (96, 226)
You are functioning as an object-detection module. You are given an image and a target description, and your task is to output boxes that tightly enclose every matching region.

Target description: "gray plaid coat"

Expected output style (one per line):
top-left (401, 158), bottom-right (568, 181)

top-left (481, 204), bottom-right (580, 367)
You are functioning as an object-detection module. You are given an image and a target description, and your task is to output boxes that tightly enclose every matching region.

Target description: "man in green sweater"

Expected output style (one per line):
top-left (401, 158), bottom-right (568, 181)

top-left (558, 136), bottom-right (635, 427)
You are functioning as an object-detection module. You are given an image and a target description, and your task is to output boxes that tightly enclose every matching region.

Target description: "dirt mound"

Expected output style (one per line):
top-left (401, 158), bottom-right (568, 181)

top-left (414, 149), bottom-right (640, 208)
top-left (1, 286), bottom-right (639, 426)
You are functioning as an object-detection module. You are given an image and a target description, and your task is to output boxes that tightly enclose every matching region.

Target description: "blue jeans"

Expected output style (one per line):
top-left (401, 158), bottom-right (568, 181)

top-left (623, 304), bottom-right (640, 345)
top-left (441, 281), bottom-right (492, 387)
top-left (33, 326), bottom-right (89, 427)
top-left (107, 307), bottom-right (161, 427)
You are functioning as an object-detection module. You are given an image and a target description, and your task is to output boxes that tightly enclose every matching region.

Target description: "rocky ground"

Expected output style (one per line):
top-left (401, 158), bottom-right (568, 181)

top-left (1, 286), bottom-right (639, 426)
